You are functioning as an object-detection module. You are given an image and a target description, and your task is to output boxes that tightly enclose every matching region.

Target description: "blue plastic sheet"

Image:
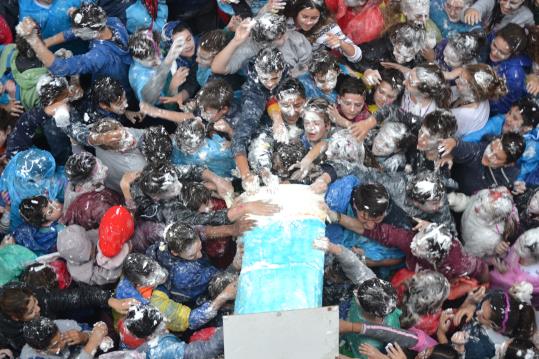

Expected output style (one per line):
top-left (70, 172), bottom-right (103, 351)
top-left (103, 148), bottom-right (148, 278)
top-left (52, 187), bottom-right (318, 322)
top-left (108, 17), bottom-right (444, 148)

top-left (235, 215), bottom-right (325, 314)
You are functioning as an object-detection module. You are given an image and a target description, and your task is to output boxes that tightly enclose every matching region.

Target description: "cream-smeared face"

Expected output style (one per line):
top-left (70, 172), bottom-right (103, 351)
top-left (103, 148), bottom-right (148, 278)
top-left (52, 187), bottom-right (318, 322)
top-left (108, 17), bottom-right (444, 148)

top-left (303, 111), bottom-right (328, 143)
top-left (443, 43), bottom-right (462, 68)
top-left (502, 106), bottom-right (525, 134)
top-left (372, 122), bottom-right (406, 156)
top-left (481, 139), bottom-right (508, 168)
top-left (417, 126), bottom-right (439, 152)
top-left (393, 43), bottom-right (417, 64)
top-left (180, 238), bottom-right (203, 260)
top-left (278, 93), bottom-right (305, 124)
top-left (489, 36), bottom-right (512, 63)
top-left (256, 69), bottom-right (283, 91)
top-left (444, 0), bottom-right (465, 22)
top-left (314, 70), bottom-right (338, 94)
top-left (173, 30), bottom-right (196, 58)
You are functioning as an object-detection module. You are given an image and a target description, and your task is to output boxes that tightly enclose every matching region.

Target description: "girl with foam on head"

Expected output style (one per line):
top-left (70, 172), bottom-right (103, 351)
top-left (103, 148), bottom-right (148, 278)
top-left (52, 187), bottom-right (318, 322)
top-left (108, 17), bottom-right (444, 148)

top-left (300, 98), bottom-right (332, 149)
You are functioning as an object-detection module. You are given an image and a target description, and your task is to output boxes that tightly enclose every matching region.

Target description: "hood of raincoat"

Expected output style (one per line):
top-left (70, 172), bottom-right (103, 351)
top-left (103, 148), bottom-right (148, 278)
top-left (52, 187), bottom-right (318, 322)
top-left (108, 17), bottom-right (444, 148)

top-left (63, 189), bottom-right (123, 230)
top-left (57, 225), bottom-right (98, 284)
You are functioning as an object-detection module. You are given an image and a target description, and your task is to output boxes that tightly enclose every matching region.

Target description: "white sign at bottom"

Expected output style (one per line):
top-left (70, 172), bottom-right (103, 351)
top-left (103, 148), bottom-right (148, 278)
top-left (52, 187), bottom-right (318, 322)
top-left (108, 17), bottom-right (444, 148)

top-left (223, 306), bottom-right (339, 359)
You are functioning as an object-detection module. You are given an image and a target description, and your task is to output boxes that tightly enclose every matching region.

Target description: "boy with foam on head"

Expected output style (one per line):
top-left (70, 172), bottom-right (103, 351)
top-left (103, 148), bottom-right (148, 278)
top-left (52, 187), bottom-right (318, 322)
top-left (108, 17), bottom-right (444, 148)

top-left (298, 48), bottom-right (340, 103)
top-left (13, 195), bottom-right (64, 256)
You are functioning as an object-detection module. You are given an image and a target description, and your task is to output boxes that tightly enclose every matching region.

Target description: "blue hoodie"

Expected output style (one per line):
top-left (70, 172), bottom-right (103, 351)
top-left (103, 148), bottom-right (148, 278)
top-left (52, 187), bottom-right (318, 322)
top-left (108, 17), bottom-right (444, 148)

top-left (126, 0), bottom-right (168, 34)
top-left (19, 0), bottom-right (95, 39)
top-left (463, 114), bottom-right (539, 182)
top-left (49, 17), bottom-right (133, 93)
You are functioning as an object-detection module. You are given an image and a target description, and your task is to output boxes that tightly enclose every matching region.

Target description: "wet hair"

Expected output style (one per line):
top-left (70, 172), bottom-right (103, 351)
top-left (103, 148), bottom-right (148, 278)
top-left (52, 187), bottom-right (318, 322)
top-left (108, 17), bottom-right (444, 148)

top-left (355, 278), bottom-right (397, 318)
top-left (123, 253), bottom-right (163, 286)
top-left (181, 182), bottom-right (211, 211)
top-left (199, 29), bottom-right (230, 53)
top-left (197, 79), bottom-right (234, 110)
top-left (446, 31), bottom-right (485, 64)
top-left (352, 183), bottom-right (390, 218)
top-left (141, 126), bottom-right (172, 163)
top-left (514, 96), bottom-right (539, 129)
top-left (0, 108), bottom-right (16, 133)
top-left (338, 76), bottom-right (367, 97)
top-left (36, 74), bottom-right (69, 107)
top-left (400, 271), bottom-right (450, 328)
top-left (414, 63), bottom-right (451, 108)
top-left (275, 78), bottom-right (306, 100)
top-left (504, 338), bottom-right (539, 359)
top-left (65, 152), bottom-right (96, 184)
top-left (486, 290), bottom-right (536, 337)
top-left (138, 162), bottom-right (179, 197)
top-left (308, 48), bottom-right (339, 75)
top-left (15, 34), bottom-right (38, 59)
top-left (407, 171), bottom-right (445, 203)
top-left (19, 195), bottom-right (49, 227)
top-left (251, 13), bottom-right (287, 43)
top-left (124, 304), bottom-right (163, 339)
top-left (378, 121), bottom-right (417, 153)
top-left (254, 47), bottom-right (286, 74)
top-left (128, 29), bottom-right (160, 60)
top-left (171, 22), bottom-right (192, 37)
top-left (0, 287), bottom-right (34, 320)
top-left (70, 3), bottom-right (107, 31)
top-left (525, 25), bottom-right (539, 63)
top-left (496, 23), bottom-right (528, 56)
top-left (429, 344), bottom-right (459, 359)
top-left (208, 271), bottom-right (238, 300)
top-left (302, 98), bottom-right (331, 126)
top-left (23, 317), bottom-right (58, 350)
top-left (164, 222), bottom-right (198, 254)
top-left (500, 133), bottom-right (525, 163)
top-left (20, 263), bottom-right (58, 291)
top-left (462, 64), bottom-right (507, 101)
top-left (174, 119), bottom-right (206, 153)
top-left (422, 110), bottom-right (458, 138)
top-left (272, 142), bottom-right (308, 178)
top-left (379, 69), bottom-right (405, 94)
top-left (92, 77), bottom-right (125, 106)
top-left (388, 22), bottom-right (427, 54)
top-left (89, 118), bottom-right (124, 150)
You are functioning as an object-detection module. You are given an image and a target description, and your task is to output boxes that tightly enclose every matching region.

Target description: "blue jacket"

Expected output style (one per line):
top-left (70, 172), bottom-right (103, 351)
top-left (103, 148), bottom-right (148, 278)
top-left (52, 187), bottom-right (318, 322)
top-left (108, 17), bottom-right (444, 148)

top-left (429, 0), bottom-right (479, 38)
top-left (0, 149), bottom-right (66, 231)
top-left (96, 0), bottom-right (133, 24)
top-left (463, 114), bottom-right (539, 182)
top-left (12, 223), bottom-right (64, 256)
top-left (18, 0), bottom-right (95, 39)
top-left (129, 60), bottom-right (166, 103)
top-left (298, 73), bottom-right (337, 103)
top-left (487, 32), bottom-right (531, 115)
top-left (146, 243), bottom-right (219, 303)
top-left (126, 0), bottom-right (168, 34)
top-left (50, 17), bottom-right (132, 93)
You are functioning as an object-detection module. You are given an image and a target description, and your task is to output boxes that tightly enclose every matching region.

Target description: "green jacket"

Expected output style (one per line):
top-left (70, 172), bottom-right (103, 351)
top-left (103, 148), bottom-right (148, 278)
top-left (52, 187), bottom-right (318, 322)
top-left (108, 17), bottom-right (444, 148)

top-left (0, 244), bottom-right (36, 285)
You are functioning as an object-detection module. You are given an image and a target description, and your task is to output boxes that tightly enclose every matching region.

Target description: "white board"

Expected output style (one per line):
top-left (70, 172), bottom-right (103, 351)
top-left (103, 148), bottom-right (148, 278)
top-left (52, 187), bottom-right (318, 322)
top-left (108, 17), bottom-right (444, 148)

top-left (223, 306), bottom-right (339, 359)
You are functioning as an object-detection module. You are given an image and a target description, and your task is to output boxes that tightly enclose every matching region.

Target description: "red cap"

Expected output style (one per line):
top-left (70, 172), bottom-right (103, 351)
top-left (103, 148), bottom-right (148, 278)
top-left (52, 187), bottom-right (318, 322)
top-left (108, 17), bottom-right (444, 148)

top-left (98, 206), bottom-right (134, 258)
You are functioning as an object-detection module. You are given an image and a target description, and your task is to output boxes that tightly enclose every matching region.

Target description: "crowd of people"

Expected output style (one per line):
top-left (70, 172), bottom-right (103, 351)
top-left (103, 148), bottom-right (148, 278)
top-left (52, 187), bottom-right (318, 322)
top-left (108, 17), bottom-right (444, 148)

top-left (0, 0), bottom-right (538, 358)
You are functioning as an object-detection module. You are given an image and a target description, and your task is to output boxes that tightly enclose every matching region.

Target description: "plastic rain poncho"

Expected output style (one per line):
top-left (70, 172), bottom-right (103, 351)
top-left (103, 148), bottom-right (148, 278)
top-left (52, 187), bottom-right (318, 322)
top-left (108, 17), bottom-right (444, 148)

top-left (0, 149), bottom-right (66, 231)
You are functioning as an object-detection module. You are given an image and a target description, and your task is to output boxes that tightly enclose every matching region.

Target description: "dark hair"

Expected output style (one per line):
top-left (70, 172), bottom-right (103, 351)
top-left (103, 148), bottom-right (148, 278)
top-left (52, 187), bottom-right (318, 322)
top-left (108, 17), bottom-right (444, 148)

top-left (37, 75), bottom-right (69, 107)
top-left (20, 263), bottom-right (58, 291)
top-left (171, 22), bottom-right (192, 37)
top-left (379, 69), bottom-right (405, 94)
top-left (92, 77), bottom-right (125, 106)
top-left (446, 30), bottom-right (485, 64)
top-left (429, 344), bottom-right (459, 359)
top-left (407, 171), bottom-right (445, 203)
top-left (308, 48), bottom-right (339, 75)
top-left (254, 47), bottom-right (286, 74)
top-left (0, 287), bottom-right (34, 320)
top-left (208, 271), bottom-right (238, 300)
top-left (286, 0), bottom-right (328, 39)
top-left (181, 182), bottom-right (211, 211)
top-left (15, 34), bottom-right (38, 59)
top-left (20, 196), bottom-right (49, 227)
top-left (338, 76), bottom-right (367, 97)
top-left (487, 290), bottom-right (536, 338)
top-left (124, 304), bottom-right (163, 338)
top-left (164, 222), bottom-right (198, 254)
top-left (23, 317), bottom-right (58, 350)
top-left (514, 96), bottom-right (539, 129)
top-left (128, 29), bottom-right (160, 60)
top-left (139, 162), bottom-right (179, 197)
top-left (251, 13), bottom-right (287, 43)
top-left (462, 64), bottom-right (507, 102)
top-left (352, 183), bottom-right (389, 218)
top-left (198, 79), bottom-right (234, 110)
top-left (496, 23), bottom-right (528, 56)
top-left (500, 133), bottom-right (525, 163)
top-left (65, 152), bottom-right (96, 184)
top-left (388, 22), bottom-right (426, 52)
top-left (422, 110), bottom-right (458, 138)
top-left (141, 126), bottom-right (172, 163)
top-left (199, 29), bottom-right (230, 53)
top-left (355, 278), bottom-right (397, 318)
top-left (174, 119), bottom-right (206, 153)
top-left (415, 63), bottom-right (451, 108)
top-left (276, 78), bottom-right (306, 100)
top-left (123, 253), bottom-right (161, 286)
top-left (504, 338), bottom-right (539, 359)
top-left (70, 3), bottom-right (107, 31)
top-left (273, 142), bottom-right (308, 179)
top-left (525, 25), bottom-right (539, 63)
top-left (89, 118), bottom-right (123, 150)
